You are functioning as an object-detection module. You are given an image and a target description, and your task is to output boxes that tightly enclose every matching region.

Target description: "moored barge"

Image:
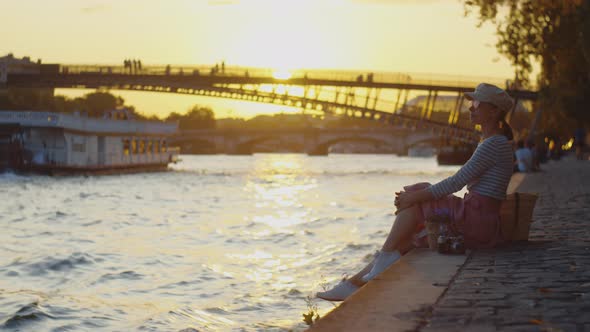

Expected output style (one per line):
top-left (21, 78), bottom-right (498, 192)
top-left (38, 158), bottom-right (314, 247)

top-left (0, 110), bottom-right (179, 175)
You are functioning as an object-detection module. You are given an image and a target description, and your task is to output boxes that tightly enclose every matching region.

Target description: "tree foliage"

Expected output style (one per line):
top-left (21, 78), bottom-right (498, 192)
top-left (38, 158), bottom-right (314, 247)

top-left (166, 106), bottom-right (216, 130)
top-left (82, 92), bottom-right (121, 117)
top-left (464, 0), bottom-right (590, 133)
top-left (0, 88), bottom-right (153, 121)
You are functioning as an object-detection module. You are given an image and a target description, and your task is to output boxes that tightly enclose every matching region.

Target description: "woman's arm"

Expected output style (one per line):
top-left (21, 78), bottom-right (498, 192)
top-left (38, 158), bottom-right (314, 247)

top-left (428, 139), bottom-right (498, 199)
top-left (395, 138), bottom-right (501, 212)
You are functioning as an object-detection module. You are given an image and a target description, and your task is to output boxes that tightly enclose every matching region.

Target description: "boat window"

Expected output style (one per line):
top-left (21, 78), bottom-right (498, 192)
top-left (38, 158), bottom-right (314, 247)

top-left (162, 140), bottom-right (167, 152)
top-left (72, 136), bottom-right (86, 152)
top-left (154, 140), bottom-right (160, 153)
top-left (131, 139), bottom-right (137, 154)
top-left (139, 139), bottom-right (145, 154)
top-left (147, 140), bottom-right (153, 154)
top-left (123, 139), bottom-right (130, 156)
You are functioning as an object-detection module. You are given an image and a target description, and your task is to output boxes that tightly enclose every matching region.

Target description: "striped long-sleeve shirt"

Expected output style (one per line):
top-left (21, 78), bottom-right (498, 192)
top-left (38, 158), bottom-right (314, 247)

top-left (428, 135), bottom-right (514, 200)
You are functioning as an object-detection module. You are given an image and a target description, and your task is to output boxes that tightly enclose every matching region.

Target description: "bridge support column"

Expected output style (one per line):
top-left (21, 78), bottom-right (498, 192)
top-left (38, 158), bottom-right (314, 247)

top-left (224, 136), bottom-right (251, 155)
top-left (304, 129), bottom-right (326, 156)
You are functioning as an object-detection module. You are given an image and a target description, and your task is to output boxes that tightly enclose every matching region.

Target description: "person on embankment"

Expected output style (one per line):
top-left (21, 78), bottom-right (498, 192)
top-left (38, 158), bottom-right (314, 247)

top-left (317, 83), bottom-right (515, 301)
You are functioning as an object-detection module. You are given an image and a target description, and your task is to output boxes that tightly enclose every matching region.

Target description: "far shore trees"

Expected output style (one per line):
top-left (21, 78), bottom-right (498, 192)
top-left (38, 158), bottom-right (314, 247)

top-left (166, 106), bottom-right (216, 130)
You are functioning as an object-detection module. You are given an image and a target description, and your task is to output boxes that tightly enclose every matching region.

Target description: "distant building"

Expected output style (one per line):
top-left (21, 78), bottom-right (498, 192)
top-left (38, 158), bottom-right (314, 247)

top-left (0, 53), bottom-right (41, 83)
top-left (0, 54), bottom-right (55, 110)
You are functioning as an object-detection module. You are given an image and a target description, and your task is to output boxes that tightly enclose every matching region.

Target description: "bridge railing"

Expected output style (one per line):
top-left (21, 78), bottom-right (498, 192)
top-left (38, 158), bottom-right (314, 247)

top-left (57, 65), bottom-right (518, 89)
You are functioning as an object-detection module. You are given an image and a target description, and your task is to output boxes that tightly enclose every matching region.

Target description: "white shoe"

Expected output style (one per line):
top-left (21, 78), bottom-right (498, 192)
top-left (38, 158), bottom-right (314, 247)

top-left (361, 250), bottom-right (401, 282)
top-left (316, 279), bottom-right (359, 301)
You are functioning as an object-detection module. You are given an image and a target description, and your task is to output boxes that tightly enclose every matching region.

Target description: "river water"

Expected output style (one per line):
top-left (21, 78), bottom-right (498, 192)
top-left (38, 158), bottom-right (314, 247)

top-left (0, 154), bottom-right (460, 331)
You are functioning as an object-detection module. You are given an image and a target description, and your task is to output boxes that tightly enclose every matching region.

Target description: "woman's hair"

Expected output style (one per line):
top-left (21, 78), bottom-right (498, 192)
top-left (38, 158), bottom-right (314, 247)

top-left (500, 118), bottom-right (514, 141)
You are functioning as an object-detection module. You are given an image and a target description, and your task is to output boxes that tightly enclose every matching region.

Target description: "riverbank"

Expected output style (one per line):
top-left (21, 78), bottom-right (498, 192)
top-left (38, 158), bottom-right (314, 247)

top-left (307, 156), bottom-right (590, 332)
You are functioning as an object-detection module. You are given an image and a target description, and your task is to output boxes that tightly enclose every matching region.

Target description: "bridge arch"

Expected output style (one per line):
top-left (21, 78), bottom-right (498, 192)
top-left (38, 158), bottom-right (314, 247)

top-left (235, 135), bottom-right (305, 154)
top-left (312, 135), bottom-right (394, 155)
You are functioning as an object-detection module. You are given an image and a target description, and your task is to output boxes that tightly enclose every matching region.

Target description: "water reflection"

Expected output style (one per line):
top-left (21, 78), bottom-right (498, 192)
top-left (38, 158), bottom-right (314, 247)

top-left (246, 154), bottom-right (317, 229)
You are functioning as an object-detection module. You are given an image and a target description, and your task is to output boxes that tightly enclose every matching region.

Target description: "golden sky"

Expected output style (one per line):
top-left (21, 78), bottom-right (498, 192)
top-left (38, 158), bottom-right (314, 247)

top-left (2, 0), bottom-right (516, 118)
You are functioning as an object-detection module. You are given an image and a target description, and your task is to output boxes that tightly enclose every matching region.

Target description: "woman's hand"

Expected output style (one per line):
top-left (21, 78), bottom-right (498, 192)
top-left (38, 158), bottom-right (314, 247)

top-left (394, 188), bottom-right (434, 214)
top-left (394, 191), bottom-right (415, 214)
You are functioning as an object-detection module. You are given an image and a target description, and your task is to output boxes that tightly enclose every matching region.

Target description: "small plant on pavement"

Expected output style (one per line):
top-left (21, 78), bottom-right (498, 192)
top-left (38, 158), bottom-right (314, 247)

top-left (302, 295), bottom-right (320, 326)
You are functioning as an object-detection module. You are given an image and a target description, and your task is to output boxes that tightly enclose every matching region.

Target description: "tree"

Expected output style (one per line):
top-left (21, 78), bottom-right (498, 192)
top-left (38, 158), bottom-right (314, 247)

top-left (464, 0), bottom-right (590, 134)
top-left (166, 106), bottom-right (216, 130)
top-left (82, 92), bottom-right (119, 117)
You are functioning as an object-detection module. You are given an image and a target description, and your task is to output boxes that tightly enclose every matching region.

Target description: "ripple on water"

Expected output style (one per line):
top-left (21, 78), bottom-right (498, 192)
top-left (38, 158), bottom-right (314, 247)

top-left (369, 229), bottom-right (388, 239)
top-left (10, 217), bottom-right (26, 223)
top-left (270, 232), bottom-right (295, 244)
top-left (2, 301), bottom-right (54, 329)
top-left (5, 270), bottom-right (19, 277)
top-left (94, 270), bottom-right (143, 284)
top-left (344, 243), bottom-right (373, 251)
top-left (142, 307), bottom-right (234, 332)
top-left (203, 307), bottom-right (229, 315)
top-left (234, 304), bottom-right (264, 312)
top-left (158, 279), bottom-right (202, 290)
top-left (81, 220), bottom-right (102, 227)
top-left (304, 216), bottom-right (345, 229)
top-left (79, 192), bottom-right (93, 199)
top-left (26, 252), bottom-right (98, 276)
top-left (282, 288), bottom-right (305, 300)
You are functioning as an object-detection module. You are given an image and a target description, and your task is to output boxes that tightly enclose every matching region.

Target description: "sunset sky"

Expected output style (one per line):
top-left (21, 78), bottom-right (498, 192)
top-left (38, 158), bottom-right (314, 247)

top-left (1, 0), bottom-right (518, 118)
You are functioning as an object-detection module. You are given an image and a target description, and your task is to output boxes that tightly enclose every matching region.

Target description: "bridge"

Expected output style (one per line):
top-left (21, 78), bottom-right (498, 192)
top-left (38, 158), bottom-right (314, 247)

top-left (4, 63), bottom-right (539, 147)
top-left (171, 127), bottom-right (443, 155)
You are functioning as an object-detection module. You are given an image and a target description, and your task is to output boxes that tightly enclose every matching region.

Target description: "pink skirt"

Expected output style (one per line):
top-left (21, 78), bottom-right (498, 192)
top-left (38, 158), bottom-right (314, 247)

top-left (404, 182), bottom-right (503, 249)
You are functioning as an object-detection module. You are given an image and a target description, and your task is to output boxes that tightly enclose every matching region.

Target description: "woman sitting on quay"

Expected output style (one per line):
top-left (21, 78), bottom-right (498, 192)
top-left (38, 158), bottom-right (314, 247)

top-left (317, 83), bottom-right (515, 301)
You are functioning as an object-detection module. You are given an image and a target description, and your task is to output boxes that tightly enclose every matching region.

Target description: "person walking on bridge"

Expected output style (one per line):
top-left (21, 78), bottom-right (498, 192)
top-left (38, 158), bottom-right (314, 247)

top-left (317, 83), bottom-right (515, 301)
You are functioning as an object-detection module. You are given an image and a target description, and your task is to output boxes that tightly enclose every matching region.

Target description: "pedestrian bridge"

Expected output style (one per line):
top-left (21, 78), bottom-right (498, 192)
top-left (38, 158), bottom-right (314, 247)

top-left (6, 64), bottom-right (538, 145)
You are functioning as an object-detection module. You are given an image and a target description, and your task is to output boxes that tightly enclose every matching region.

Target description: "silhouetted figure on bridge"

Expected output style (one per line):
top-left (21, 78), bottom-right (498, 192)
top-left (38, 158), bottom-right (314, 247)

top-left (165, 65), bottom-right (171, 76)
top-left (137, 59), bottom-right (142, 73)
top-left (221, 61), bottom-right (225, 74)
top-left (127, 59), bottom-right (134, 74)
top-left (356, 74), bottom-right (363, 83)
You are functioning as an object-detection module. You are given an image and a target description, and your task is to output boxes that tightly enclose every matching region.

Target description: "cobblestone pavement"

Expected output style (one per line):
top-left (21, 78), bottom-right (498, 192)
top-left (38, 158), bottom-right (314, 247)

top-left (419, 158), bottom-right (590, 332)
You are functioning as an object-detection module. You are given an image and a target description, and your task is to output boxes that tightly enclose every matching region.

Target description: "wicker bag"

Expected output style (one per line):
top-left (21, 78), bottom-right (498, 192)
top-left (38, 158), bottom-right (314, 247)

top-left (500, 192), bottom-right (538, 241)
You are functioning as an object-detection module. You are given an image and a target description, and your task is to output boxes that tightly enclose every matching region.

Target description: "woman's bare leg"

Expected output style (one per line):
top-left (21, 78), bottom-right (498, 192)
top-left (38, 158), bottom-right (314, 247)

top-left (346, 260), bottom-right (376, 286)
top-left (381, 205), bottom-right (421, 252)
top-left (347, 205), bottom-right (420, 286)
